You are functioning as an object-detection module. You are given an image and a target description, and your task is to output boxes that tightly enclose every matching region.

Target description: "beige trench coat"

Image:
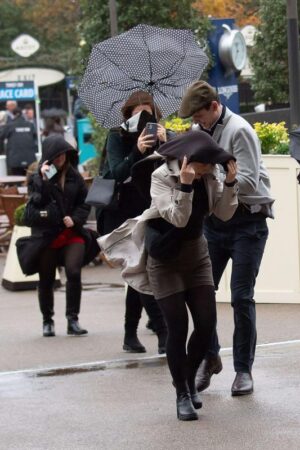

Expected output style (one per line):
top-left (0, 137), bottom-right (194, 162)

top-left (98, 159), bottom-right (238, 295)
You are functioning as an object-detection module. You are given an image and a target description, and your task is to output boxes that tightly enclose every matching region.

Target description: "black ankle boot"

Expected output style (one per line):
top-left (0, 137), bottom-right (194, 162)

top-left (123, 334), bottom-right (146, 353)
top-left (67, 320), bottom-right (88, 336)
top-left (43, 321), bottom-right (55, 337)
top-left (176, 392), bottom-right (198, 421)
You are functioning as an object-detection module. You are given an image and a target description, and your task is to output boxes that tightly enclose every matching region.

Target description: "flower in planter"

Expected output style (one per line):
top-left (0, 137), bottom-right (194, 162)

top-left (254, 121), bottom-right (289, 154)
top-left (164, 117), bottom-right (191, 133)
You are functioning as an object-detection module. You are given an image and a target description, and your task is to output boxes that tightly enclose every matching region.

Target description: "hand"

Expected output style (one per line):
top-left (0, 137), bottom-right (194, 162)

top-left (137, 128), bottom-right (156, 154)
top-left (225, 160), bottom-right (237, 184)
top-left (157, 124), bottom-right (167, 142)
top-left (180, 156), bottom-right (195, 185)
top-left (40, 160), bottom-right (51, 180)
top-left (63, 216), bottom-right (74, 228)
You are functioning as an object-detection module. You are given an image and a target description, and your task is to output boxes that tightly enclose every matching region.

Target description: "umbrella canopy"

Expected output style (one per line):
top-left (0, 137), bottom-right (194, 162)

top-left (78, 24), bottom-right (208, 128)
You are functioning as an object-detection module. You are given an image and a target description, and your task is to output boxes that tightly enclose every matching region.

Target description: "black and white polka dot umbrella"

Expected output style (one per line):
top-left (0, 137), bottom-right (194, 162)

top-left (78, 24), bottom-right (208, 128)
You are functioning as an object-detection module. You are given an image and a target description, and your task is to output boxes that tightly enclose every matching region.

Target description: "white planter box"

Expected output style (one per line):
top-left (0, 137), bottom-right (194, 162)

top-left (216, 155), bottom-right (300, 304)
top-left (2, 225), bottom-right (60, 291)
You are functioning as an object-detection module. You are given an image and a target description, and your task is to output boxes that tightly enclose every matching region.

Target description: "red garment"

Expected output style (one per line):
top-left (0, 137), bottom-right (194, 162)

top-left (50, 228), bottom-right (84, 249)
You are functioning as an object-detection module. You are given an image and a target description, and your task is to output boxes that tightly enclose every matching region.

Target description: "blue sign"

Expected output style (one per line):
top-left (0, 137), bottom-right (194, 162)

top-left (65, 76), bottom-right (78, 90)
top-left (208, 19), bottom-right (240, 113)
top-left (0, 81), bottom-right (35, 101)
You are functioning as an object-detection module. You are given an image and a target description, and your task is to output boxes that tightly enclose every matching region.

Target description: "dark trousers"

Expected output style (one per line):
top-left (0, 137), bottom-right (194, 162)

top-left (38, 243), bottom-right (85, 322)
top-left (204, 209), bottom-right (269, 373)
top-left (125, 285), bottom-right (166, 336)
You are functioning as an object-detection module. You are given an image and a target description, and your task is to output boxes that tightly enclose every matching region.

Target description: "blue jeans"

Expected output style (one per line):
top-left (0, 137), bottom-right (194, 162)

top-left (204, 208), bottom-right (269, 373)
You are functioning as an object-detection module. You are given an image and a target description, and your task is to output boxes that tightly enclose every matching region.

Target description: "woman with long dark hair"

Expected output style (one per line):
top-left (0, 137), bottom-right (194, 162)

top-left (97, 91), bottom-right (170, 354)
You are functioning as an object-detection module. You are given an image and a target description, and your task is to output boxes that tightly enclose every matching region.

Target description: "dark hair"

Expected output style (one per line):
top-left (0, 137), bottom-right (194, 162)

top-left (13, 107), bottom-right (22, 117)
top-left (121, 90), bottom-right (162, 121)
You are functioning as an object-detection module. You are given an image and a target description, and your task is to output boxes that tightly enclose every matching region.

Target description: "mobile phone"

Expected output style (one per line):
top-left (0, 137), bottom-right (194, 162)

top-left (45, 164), bottom-right (58, 179)
top-left (145, 122), bottom-right (158, 140)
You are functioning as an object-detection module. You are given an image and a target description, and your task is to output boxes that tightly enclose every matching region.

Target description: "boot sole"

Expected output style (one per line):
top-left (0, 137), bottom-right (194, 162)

top-left (67, 331), bottom-right (88, 336)
top-left (231, 388), bottom-right (253, 397)
top-left (43, 333), bottom-right (55, 337)
top-left (123, 344), bottom-right (146, 353)
top-left (177, 412), bottom-right (199, 421)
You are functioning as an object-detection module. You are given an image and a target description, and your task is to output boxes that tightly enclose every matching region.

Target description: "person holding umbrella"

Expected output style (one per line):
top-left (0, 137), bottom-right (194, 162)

top-left (97, 91), bottom-right (169, 354)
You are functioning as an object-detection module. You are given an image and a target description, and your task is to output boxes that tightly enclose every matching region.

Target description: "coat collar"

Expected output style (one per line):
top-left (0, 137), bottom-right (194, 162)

top-left (212, 107), bottom-right (233, 143)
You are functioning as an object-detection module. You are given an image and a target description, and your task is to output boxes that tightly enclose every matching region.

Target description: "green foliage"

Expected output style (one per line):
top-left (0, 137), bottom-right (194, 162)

top-left (250, 0), bottom-right (288, 104)
top-left (0, 0), bottom-right (80, 73)
top-left (78, 0), bottom-right (211, 72)
top-left (14, 204), bottom-right (26, 226)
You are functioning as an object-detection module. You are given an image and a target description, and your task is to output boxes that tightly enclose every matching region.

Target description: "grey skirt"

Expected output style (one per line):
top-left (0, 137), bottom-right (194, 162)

top-left (146, 235), bottom-right (214, 300)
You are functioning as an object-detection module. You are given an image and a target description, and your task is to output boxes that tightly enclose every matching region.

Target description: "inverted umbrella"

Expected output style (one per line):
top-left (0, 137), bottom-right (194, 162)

top-left (78, 24), bottom-right (208, 128)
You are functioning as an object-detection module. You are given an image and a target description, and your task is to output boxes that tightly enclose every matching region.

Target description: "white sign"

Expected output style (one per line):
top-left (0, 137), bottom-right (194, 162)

top-left (241, 25), bottom-right (257, 47)
top-left (217, 85), bottom-right (238, 100)
top-left (11, 34), bottom-right (40, 58)
top-left (0, 67), bottom-right (65, 87)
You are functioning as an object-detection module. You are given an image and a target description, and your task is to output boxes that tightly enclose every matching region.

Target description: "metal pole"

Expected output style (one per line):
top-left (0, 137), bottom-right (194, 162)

top-left (287, 0), bottom-right (300, 128)
top-left (34, 83), bottom-right (42, 157)
top-left (109, 0), bottom-right (118, 37)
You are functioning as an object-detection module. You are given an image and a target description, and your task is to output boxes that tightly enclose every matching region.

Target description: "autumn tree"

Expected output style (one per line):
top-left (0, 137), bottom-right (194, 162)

top-left (79, 0), bottom-right (211, 70)
top-left (0, 0), bottom-right (80, 73)
top-left (193, 0), bottom-right (260, 27)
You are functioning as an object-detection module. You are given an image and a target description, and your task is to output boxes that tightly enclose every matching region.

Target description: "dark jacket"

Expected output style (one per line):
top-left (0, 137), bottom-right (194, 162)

top-left (98, 128), bottom-right (175, 234)
top-left (26, 136), bottom-right (98, 271)
top-left (0, 116), bottom-right (37, 169)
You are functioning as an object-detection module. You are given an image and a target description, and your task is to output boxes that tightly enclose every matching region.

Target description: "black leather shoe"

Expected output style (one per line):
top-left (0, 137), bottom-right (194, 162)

top-left (123, 336), bottom-right (146, 353)
top-left (196, 355), bottom-right (223, 392)
top-left (43, 321), bottom-right (55, 337)
top-left (190, 392), bottom-right (203, 410)
top-left (231, 372), bottom-right (253, 396)
top-left (176, 393), bottom-right (198, 421)
top-left (67, 320), bottom-right (88, 336)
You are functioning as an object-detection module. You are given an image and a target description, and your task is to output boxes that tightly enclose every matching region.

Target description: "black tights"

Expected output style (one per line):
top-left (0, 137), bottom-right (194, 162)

top-left (38, 243), bottom-right (85, 321)
top-left (158, 285), bottom-right (216, 394)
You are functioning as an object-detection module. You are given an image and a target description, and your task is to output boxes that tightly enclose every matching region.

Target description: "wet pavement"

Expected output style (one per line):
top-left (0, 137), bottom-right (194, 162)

top-left (1, 255), bottom-right (300, 449)
top-left (1, 343), bottom-right (300, 450)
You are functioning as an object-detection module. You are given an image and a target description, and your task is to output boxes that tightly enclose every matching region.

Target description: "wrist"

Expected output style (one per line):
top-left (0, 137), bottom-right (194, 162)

top-left (224, 179), bottom-right (237, 187)
top-left (180, 183), bottom-right (193, 193)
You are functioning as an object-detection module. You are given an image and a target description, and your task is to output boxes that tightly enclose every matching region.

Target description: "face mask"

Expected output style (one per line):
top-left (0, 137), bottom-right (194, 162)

top-left (121, 109), bottom-right (156, 134)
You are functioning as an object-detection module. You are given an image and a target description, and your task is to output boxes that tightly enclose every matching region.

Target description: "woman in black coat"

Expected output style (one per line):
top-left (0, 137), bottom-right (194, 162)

top-left (28, 135), bottom-right (96, 337)
top-left (97, 91), bottom-right (169, 354)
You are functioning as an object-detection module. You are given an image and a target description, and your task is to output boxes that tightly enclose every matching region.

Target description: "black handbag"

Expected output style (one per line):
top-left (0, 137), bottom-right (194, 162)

top-left (145, 218), bottom-right (182, 261)
top-left (85, 176), bottom-right (118, 209)
top-left (23, 196), bottom-right (62, 228)
top-left (16, 235), bottom-right (49, 275)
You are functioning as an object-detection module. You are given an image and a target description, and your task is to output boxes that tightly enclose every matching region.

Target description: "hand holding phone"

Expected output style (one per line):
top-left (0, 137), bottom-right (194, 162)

top-left (44, 164), bottom-right (58, 179)
top-left (145, 122), bottom-right (158, 140)
top-left (41, 161), bottom-right (58, 180)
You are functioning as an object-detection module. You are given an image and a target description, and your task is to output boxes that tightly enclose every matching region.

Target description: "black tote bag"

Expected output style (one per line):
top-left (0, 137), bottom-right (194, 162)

top-left (85, 176), bottom-right (118, 209)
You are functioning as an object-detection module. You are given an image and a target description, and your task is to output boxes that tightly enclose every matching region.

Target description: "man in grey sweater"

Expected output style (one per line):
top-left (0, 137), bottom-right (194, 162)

top-left (179, 81), bottom-right (274, 396)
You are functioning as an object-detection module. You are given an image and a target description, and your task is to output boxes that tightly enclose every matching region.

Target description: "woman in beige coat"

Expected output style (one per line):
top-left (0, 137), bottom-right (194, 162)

top-left (99, 131), bottom-right (238, 421)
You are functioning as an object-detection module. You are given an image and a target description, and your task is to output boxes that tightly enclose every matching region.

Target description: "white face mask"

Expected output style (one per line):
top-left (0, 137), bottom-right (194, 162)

top-left (121, 111), bottom-right (143, 133)
top-left (192, 123), bottom-right (200, 131)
